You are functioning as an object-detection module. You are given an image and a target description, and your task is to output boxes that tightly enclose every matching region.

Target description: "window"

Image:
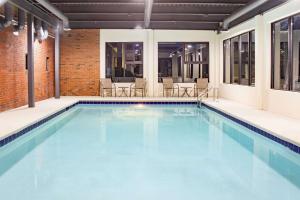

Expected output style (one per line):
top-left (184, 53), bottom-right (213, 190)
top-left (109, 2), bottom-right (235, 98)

top-left (231, 36), bottom-right (240, 84)
top-left (271, 19), bottom-right (289, 90)
top-left (158, 42), bottom-right (209, 83)
top-left (106, 42), bottom-right (143, 82)
top-left (271, 14), bottom-right (300, 92)
top-left (223, 30), bottom-right (255, 86)
top-left (240, 33), bottom-right (249, 85)
top-left (250, 31), bottom-right (255, 86)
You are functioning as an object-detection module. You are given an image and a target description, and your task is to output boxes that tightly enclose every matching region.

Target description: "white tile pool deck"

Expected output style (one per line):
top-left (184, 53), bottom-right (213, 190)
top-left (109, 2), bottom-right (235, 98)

top-left (0, 97), bottom-right (300, 148)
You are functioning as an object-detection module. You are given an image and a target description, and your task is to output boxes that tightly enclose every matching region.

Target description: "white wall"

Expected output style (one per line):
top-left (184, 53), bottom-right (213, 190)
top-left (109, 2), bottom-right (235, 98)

top-left (100, 29), bottom-right (217, 97)
top-left (217, 0), bottom-right (300, 119)
top-left (262, 0), bottom-right (300, 119)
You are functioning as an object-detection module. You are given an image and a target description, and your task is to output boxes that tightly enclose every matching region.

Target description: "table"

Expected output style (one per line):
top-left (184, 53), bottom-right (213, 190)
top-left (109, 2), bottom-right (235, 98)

top-left (118, 87), bottom-right (129, 97)
top-left (181, 86), bottom-right (192, 97)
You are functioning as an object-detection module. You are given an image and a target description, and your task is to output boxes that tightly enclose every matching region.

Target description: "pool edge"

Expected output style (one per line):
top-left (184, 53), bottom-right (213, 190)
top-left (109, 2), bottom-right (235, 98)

top-left (0, 100), bottom-right (299, 155)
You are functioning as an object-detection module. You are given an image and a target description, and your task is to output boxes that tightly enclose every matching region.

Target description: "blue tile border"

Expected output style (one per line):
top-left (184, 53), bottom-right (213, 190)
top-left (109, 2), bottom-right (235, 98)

top-left (0, 100), bottom-right (299, 155)
top-left (78, 100), bottom-right (197, 105)
top-left (202, 103), bottom-right (300, 154)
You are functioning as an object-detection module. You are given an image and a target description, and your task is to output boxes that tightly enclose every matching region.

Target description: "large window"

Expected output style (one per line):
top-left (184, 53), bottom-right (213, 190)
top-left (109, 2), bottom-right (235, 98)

top-left (106, 42), bottom-right (143, 82)
top-left (272, 14), bottom-right (300, 92)
top-left (158, 42), bottom-right (209, 83)
top-left (223, 30), bottom-right (255, 86)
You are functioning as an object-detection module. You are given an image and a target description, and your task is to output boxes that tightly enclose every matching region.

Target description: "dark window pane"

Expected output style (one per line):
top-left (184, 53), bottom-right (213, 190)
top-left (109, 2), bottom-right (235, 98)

top-left (158, 42), bottom-right (209, 83)
top-left (223, 40), bottom-right (231, 84)
top-left (184, 43), bottom-right (209, 82)
top-left (106, 42), bottom-right (143, 82)
top-left (240, 33), bottom-right (249, 85)
top-left (231, 36), bottom-right (240, 84)
top-left (158, 43), bottom-right (183, 83)
top-left (272, 19), bottom-right (289, 90)
top-left (292, 15), bottom-right (300, 91)
top-left (185, 43), bottom-right (209, 63)
top-left (250, 31), bottom-right (255, 86)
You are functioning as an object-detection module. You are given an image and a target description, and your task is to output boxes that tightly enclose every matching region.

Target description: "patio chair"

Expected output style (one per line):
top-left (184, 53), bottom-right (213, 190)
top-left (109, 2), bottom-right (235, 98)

top-left (194, 78), bottom-right (208, 97)
top-left (162, 78), bottom-right (179, 97)
top-left (130, 78), bottom-right (147, 97)
top-left (100, 78), bottom-right (116, 97)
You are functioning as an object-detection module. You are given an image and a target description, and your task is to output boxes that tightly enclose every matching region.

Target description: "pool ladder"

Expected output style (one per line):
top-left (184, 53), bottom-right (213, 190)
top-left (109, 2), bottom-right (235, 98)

top-left (197, 87), bottom-right (219, 108)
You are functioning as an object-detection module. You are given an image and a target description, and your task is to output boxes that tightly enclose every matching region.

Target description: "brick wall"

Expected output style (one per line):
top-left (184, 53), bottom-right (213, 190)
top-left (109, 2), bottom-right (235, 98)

top-left (60, 29), bottom-right (100, 96)
top-left (0, 27), bottom-right (55, 112)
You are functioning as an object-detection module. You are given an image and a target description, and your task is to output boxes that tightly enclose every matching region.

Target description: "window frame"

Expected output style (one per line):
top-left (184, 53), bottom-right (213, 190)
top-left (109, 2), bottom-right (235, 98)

top-left (158, 42), bottom-right (210, 83)
top-left (223, 30), bottom-right (255, 86)
top-left (105, 42), bottom-right (144, 83)
top-left (271, 13), bottom-right (300, 92)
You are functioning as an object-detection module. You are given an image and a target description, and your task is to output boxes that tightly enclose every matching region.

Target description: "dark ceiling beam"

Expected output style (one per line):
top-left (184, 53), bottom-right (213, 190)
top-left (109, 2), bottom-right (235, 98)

top-left (50, 1), bottom-right (246, 7)
top-left (64, 13), bottom-right (230, 22)
top-left (151, 13), bottom-right (229, 22)
top-left (53, 4), bottom-right (242, 14)
top-left (66, 13), bottom-right (144, 21)
top-left (70, 21), bottom-right (144, 29)
top-left (223, 0), bottom-right (268, 29)
top-left (53, 4), bottom-right (144, 13)
top-left (50, 0), bottom-right (144, 3)
top-left (51, 2), bottom-right (145, 6)
top-left (144, 0), bottom-right (153, 28)
top-left (152, 4), bottom-right (244, 14)
top-left (8, 0), bottom-right (59, 27)
top-left (50, 0), bottom-right (246, 2)
top-left (150, 21), bottom-right (219, 30)
top-left (153, 3), bottom-right (245, 6)
top-left (153, 0), bottom-right (249, 3)
top-left (223, 0), bottom-right (290, 29)
top-left (69, 20), bottom-right (219, 30)
top-left (35, 0), bottom-right (69, 29)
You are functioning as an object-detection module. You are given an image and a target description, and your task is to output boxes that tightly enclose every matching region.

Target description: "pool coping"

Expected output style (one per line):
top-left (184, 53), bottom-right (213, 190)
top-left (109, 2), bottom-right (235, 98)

top-left (0, 100), bottom-right (299, 154)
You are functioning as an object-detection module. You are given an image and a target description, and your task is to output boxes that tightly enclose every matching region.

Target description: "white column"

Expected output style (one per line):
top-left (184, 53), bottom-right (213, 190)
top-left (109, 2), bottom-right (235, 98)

top-left (146, 29), bottom-right (154, 97)
top-left (255, 15), bottom-right (265, 109)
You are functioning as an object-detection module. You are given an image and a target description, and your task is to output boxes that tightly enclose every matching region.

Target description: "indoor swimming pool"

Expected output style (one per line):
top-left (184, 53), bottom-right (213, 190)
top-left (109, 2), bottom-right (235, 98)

top-left (0, 104), bottom-right (300, 200)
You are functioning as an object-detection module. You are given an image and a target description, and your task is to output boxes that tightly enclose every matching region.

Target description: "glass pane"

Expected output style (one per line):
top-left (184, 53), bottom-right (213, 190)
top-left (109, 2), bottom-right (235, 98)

top-left (158, 43), bottom-right (183, 83)
top-left (182, 63), bottom-right (208, 83)
top-left (185, 43), bottom-right (209, 63)
top-left (231, 36), bottom-right (240, 84)
top-left (272, 19), bottom-right (289, 90)
top-left (106, 42), bottom-right (143, 82)
top-left (292, 15), bottom-right (300, 92)
top-left (250, 31), bottom-right (255, 86)
top-left (223, 40), bottom-right (231, 84)
top-left (105, 42), bottom-right (122, 80)
top-left (240, 33), bottom-right (249, 85)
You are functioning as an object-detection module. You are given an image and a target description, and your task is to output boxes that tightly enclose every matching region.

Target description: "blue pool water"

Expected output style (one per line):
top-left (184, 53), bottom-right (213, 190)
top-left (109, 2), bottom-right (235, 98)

top-left (0, 104), bottom-right (300, 200)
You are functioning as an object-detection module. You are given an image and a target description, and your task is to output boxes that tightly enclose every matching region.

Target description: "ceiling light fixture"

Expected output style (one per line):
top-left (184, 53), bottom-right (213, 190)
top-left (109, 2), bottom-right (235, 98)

top-left (135, 25), bottom-right (143, 30)
top-left (12, 27), bottom-right (19, 36)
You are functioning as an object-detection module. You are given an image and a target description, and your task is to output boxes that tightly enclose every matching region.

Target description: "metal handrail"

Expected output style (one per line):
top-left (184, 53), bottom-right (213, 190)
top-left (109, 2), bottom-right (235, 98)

top-left (197, 87), bottom-right (219, 108)
top-left (197, 87), bottom-right (211, 108)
